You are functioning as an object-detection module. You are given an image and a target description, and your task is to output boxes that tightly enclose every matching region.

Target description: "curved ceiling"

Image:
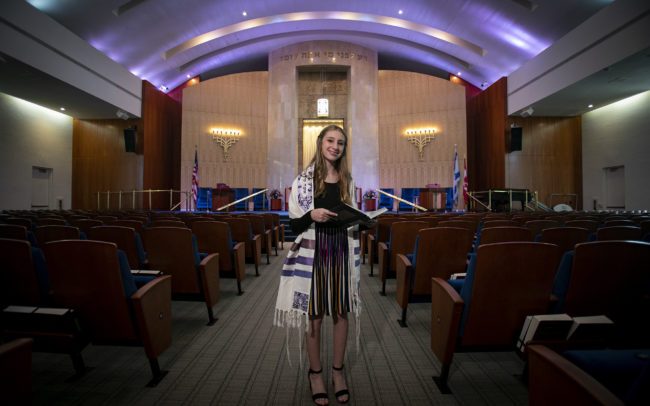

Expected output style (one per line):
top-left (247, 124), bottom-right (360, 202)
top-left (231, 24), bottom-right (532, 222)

top-left (26, 0), bottom-right (612, 92)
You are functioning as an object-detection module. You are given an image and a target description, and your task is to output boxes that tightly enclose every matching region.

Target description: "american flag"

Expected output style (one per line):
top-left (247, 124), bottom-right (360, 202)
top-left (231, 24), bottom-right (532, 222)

top-left (192, 150), bottom-right (198, 208)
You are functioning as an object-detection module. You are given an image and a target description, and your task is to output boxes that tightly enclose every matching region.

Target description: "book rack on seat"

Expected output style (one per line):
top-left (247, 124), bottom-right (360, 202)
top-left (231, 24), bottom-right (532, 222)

top-left (2, 306), bottom-right (90, 379)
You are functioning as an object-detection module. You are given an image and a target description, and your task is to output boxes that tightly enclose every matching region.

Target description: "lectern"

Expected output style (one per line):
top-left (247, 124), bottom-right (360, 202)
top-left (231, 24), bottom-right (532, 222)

top-left (419, 188), bottom-right (447, 211)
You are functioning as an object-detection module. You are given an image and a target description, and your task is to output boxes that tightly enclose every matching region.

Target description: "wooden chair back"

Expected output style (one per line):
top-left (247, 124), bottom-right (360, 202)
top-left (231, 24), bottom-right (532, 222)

top-left (223, 217), bottom-right (261, 269)
top-left (596, 226), bottom-right (642, 241)
top-left (438, 220), bottom-right (476, 233)
top-left (479, 227), bottom-right (532, 245)
top-left (412, 227), bottom-right (473, 295)
top-left (261, 213), bottom-right (279, 254)
top-left (461, 242), bottom-right (560, 346)
top-left (150, 219), bottom-right (186, 228)
top-left (540, 227), bottom-right (591, 254)
top-left (96, 216), bottom-right (118, 224)
top-left (43, 240), bottom-right (138, 340)
top-left (0, 224), bottom-right (29, 241)
top-left (482, 219), bottom-right (518, 229)
top-left (36, 218), bottom-right (66, 226)
top-left (524, 219), bottom-right (561, 239)
top-left (4, 218), bottom-right (32, 229)
top-left (183, 216), bottom-right (213, 227)
top-left (34, 225), bottom-right (80, 246)
top-left (561, 241), bottom-right (650, 321)
top-left (604, 219), bottom-right (636, 227)
top-left (0, 238), bottom-right (40, 305)
top-left (143, 227), bottom-right (202, 295)
top-left (565, 220), bottom-right (599, 234)
top-left (375, 217), bottom-right (404, 244)
top-left (112, 219), bottom-right (145, 235)
top-left (70, 219), bottom-right (103, 235)
top-left (270, 213), bottom-right (285, 248)
top-left (191, 221), bottom-right (235, 271)
top-left (247, 214), bottom-right (271, 262)
top-left (383, 221), bottom-right (428, 274)
top-left (87, 226), bottom-right (142, 270)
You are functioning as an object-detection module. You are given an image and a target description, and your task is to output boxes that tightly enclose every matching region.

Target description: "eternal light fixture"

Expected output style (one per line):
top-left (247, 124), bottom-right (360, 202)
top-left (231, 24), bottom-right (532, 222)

top-left (211, 128), bottom-right (242, 161)
top-left (404, 127), bottom-right (437, 160)
top-left (317, 68), bottom-right (329, 117)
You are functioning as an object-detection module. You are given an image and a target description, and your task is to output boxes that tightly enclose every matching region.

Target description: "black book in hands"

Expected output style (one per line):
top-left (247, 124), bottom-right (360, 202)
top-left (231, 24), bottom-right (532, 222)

top-left (328, 203), bottom-right (387, 227)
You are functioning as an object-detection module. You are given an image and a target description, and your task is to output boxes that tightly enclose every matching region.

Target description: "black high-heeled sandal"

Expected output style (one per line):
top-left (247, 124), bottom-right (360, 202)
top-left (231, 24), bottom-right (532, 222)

top-left (308, 368), bottom-right (328, 405)
top-left (332, 364), bottom-right (350, 404)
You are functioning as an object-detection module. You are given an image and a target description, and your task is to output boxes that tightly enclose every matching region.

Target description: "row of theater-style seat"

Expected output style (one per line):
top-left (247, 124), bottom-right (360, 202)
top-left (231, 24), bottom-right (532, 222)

top-left (359, 210), bottom-right (650, 402)
top-left (0, 211), bottom-right (287, 389)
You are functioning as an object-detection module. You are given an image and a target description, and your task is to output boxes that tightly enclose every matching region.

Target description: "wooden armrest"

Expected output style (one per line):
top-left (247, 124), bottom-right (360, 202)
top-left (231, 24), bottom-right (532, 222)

top-left (527, 345), bottom-right (624, 406)
top-left (130, 275), bottom-right (172, 359)
top-left (430, 277), bottom-right (464, 366)
top-left (395, 254), bottom-right (412, 309)
top-left (232, 242), bottom-right (246, 282)
top-left (0, 338), bottom-right (33, 404)
top-left (378, 242), bottom-right (389, 281)
top-left (198, 253), bottom-right (220, 308)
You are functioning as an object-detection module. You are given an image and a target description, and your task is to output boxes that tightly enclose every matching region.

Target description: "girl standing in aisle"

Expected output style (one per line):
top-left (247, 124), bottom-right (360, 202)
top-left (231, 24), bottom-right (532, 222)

top-left (274, 125), bottom-right (363, 405)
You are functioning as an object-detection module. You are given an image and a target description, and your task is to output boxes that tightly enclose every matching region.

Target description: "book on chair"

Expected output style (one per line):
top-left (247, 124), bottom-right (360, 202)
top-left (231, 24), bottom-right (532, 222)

top-left (566, 315), bottom-right (614, 341)
top-left (517, 313), bottom-right (573, 352)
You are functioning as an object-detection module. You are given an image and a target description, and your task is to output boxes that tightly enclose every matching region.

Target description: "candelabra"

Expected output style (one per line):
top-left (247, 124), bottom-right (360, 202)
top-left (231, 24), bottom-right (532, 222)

top-left (212, 129), bottom-right (241, 161)
top-left (405, 128), bottom-right (436, 160)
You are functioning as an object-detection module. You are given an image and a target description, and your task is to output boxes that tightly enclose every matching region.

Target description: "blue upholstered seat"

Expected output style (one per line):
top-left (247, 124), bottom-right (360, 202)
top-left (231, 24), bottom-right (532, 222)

top-left (563, 348), bottom-right (650, 404)
top-left (233, 188), bottom-right (249, 210)
top-left (378, 188), bottom-right (393, 210)
top-left (196, 187), bottom-right (212, 210)
top-left (31, 247), bottom-right (50, 296)
top-left (399, 188), bottom-right (419, 211)
top-left (252, 188), bottom-right (268, 211)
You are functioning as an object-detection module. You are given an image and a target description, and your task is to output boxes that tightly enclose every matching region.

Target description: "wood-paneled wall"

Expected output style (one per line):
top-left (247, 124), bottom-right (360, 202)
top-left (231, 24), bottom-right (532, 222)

top-left (377, 70), bottom-right (467, 208)
top-left (72, 81), bottom-right (182, 210)
top-left (181, 72), bottom-right (268, 203)
top-left (142, 81), bottom-right (182, 210)
top-left (466, 77), bottom-right (507, 192)
top-left (506, 116), bottom-right (582, 209)
top-left (72, 118), bottom-right (143, 209)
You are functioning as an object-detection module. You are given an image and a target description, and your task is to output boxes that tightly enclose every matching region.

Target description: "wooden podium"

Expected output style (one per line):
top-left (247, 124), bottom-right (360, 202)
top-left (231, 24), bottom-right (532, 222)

top-left (212, 184), bottom-right (235, 211)
top-left (419, 188), bottom-right (446, 211)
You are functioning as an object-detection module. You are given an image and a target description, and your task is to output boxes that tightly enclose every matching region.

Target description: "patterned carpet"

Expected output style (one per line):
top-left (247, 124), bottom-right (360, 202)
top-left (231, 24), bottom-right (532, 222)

top-left (30, 247), bottom-right (529, 405)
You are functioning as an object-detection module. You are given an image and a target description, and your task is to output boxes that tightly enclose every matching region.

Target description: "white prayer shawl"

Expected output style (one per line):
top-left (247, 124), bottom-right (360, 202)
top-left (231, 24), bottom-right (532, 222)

top-left (273, 164), bottom-right (361, 363)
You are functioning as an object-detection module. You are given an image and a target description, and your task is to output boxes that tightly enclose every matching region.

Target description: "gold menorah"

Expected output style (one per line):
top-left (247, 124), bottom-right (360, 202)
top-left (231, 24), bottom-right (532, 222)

top-left (212, 129), bottom-right (241, 160)
top-left (405, 128), bottom-right (436, 160)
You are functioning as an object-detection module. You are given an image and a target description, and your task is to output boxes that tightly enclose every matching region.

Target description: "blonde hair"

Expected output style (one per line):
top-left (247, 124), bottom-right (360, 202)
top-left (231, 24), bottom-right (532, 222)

top-left (309, 125), bottom-right (352, 204)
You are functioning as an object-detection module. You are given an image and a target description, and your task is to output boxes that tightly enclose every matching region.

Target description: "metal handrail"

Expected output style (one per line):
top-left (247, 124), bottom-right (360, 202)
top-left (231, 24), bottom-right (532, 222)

top-left (467, 191), bottom-right (491, 211)
top-left (96, 189), bottom-right (191, 211)
top-left (216, 188), bottom-right (268, 211)
top-left (376, 189), bottom-right (427, 212)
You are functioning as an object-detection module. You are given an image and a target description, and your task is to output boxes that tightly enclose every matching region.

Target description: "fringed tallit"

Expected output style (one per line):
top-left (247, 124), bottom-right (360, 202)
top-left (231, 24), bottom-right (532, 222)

top-left (273, 164), bottom-right (361, 365)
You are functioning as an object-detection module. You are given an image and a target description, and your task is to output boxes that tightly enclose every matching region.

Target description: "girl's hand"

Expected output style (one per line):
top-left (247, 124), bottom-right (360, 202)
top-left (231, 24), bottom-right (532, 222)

top-left (311, 208), bottom-right (337, 223)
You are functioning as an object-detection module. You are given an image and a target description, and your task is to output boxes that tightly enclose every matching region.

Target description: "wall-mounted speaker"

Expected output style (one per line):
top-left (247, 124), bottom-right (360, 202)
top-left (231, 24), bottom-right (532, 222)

top-left (510, 127), bottom-right (522, 152)
top-left (124, 126), bottom-right (137, 153)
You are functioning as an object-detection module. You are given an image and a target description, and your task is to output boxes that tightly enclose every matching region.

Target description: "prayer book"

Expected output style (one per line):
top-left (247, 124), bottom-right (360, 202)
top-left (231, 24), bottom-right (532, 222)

top-left (330, 203), bottom-right (387, 227)
top-left (517, 313), bottom-right (573, 352)
top-left (566, 315), bottom-right (614, 341)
